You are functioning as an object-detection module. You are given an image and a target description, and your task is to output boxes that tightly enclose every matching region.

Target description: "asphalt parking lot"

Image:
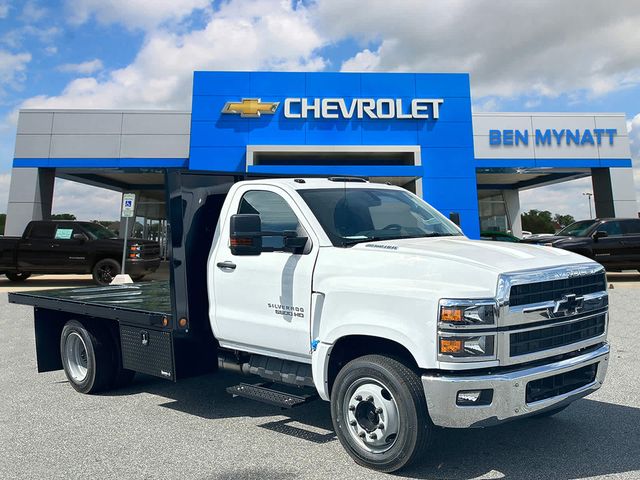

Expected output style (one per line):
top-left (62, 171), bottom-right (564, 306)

top-left (0, 285), bottom-right (639, 479)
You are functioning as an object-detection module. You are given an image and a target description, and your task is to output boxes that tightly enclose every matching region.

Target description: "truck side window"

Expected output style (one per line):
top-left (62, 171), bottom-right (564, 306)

top-left (598, 221), bottom-right (622, 236)
top-left (238, 190), bottom-right (305, 249)
top-left (28, 223), bottom-right (56, 239)
top-left (622, 219), bottom-right (640, 235)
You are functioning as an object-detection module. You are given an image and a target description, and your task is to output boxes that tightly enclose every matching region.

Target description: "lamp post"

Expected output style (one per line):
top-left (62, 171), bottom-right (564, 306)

top-left (582, 192), bottom-right (593, 219)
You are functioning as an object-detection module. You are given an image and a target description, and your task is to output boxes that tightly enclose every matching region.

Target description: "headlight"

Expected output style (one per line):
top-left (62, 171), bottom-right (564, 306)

top-left (542, 242), bottom-right (555, 247)
top-left (439, 335), bottom-right (495, 358)
top-left (438, 299), bottom-right (496, 328)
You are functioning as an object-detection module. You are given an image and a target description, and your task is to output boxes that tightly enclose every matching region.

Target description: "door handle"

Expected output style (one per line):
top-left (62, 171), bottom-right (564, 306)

top-left (217, 261), bottom-right (237, 270)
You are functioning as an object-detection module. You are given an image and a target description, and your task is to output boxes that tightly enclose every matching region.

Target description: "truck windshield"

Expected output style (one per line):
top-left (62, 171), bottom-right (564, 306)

top-left (298, 188), bottom-right (462, 247)
top-left (81, 222), bottom-right (118, 240)
top-left (556, 220), bottom-right (598, 237)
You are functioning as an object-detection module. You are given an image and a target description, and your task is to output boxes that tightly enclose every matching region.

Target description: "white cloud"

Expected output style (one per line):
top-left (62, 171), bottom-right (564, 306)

top-left (21, 1), bottom-right (47, 22)
top-left (520, 177), bottom-right (594, 220)
top-left (52, 179), bottom-right (122, 220)
top-left (2, 25), bottom-right (60, 49)
top-left (19, 0), bottom-right (326, 111)
top-left (66, 0), bottom-right (211, 31)
top-left (341, 47), bottom-right (381, 72)
top-left (58, 59), bottom-right (104, 75)
top-left (315, 0), bottom-right (640, 100)
top-left (0, 49), bottom-right (31, 94)
top-left (0, 1), bottom-right (9, 19)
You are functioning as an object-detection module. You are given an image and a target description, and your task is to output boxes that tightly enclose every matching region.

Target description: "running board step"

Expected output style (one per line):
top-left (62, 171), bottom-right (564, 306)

top-left (226, 382), bottom-right (316, 409)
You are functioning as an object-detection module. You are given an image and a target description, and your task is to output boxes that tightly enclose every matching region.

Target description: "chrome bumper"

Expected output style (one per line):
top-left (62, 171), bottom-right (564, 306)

top-left (422, 343), bottom-right (609, 428)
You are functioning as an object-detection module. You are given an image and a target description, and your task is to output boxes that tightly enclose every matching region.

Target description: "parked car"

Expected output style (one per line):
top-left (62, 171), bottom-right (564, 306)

top-left (521, 218), bottom-right (640, 271)
top-left (480, 231), bottom-right (520, 242)
top-left (0, 220), bottom-right (161, 285)
top-left (521, 230), bottom-right (533, 238)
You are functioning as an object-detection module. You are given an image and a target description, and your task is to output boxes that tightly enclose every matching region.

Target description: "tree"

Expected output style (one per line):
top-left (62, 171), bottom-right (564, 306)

top-left (521, 209), bottom-right (555, 234)
top-left (51, 213), bottom-right (77, 220)
top-left (553, 214), bottom-right (575, 229)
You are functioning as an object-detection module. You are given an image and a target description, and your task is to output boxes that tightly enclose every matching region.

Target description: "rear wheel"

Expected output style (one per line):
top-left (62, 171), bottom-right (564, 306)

top-left (60, 320), bottom-right (115, 394)
top-left (92, 258), bottom-right (120, 286)
top-left (130, 274), bottom-right (146, 282)
top-left (6, 272), bottom-right (31, 282)
top-left (331, 355), bottom-right (433, 473)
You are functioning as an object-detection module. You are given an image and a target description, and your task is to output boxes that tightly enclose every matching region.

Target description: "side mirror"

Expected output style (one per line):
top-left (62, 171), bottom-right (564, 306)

top-left (73, 233), bottom-right (88, 242)
top-left (593, 230), bottom-right (608, 240)
top-left (230, 214), bottom-right (262, 256)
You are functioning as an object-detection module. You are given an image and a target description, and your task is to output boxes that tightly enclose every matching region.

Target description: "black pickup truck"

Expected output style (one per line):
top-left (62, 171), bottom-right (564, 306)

top-left (521, 217), bottom-right (640, 271)
top-left (0, 220), bottom-right (161, 285)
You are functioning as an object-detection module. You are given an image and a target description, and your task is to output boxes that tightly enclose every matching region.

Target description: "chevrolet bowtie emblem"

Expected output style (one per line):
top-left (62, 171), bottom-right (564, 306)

top-left (221, 98), bottom-right (280, 118)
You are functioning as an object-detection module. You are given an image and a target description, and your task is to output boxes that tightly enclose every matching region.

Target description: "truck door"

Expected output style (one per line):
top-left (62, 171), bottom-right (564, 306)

top-left (591, 220), bottom-right (624, 268)
top-left (211, 186), bottom-right (318, 361)
top-left (49, 223), bottom-right (90, 272)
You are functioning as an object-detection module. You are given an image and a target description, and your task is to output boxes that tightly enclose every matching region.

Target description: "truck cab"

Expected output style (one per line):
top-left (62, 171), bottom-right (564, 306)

top-left (10, 176), bottom-right (610, 473)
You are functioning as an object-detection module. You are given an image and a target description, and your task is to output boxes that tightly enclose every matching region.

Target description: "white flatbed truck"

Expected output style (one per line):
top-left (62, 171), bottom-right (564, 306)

top-left (10, 174), bottom-right (610, 472)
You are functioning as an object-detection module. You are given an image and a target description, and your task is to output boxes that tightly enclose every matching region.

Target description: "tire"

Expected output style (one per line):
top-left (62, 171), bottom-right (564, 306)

top-left (531, 405), bottom-right (569, 419)
top-left (92, 258), bottom-right (120, 286)
top-left (60, 320), bottom-right (116, 394)
top-left (6, 272), bottom-right (31, 282)
top-left (330, 355), bottom-right (434, 473)
top-left (130, 274), bottom-right (145, 282)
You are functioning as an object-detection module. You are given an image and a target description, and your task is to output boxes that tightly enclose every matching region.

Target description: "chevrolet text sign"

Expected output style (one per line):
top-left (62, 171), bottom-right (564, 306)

top-left (222, 98), bottom-right (444, 120)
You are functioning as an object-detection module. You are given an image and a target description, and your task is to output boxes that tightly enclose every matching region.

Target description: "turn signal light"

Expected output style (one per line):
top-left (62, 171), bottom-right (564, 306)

top-left (440, 307), bottom-right (464, 322)
top-left (439, 338), bottom-right (464, 354)
top-left (230, 237), bottom-right (253, 246)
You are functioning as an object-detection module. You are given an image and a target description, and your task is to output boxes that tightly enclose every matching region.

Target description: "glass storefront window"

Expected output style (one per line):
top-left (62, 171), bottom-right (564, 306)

top-left (478, 192), bottom-right (509, 233)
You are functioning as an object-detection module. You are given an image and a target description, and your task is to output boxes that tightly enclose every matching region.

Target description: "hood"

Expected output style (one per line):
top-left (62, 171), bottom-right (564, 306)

top-left (352, 236), bottom-right (593, 274)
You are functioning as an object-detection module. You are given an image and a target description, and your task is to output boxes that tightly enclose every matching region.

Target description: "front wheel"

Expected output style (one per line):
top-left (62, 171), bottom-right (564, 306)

top-left (92, 258), bottom-right (120, 286)
top-left (331, 355), bottom-right (434, 473)
top-left (6, 272), bottom-right (31, 282)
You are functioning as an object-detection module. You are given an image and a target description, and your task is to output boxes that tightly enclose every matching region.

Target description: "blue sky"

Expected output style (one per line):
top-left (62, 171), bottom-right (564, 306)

top-left (0, 0), bottom-right (639, 219)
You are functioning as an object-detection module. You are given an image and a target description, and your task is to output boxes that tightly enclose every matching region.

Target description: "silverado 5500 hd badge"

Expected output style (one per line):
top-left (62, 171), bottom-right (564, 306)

top-left (268, 303), bottom-right (305, 318)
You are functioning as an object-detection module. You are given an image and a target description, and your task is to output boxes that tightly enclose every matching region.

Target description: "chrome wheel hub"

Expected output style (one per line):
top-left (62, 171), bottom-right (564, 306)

top-left (344, 378), bottom-right (400, 453)
top-left (65, 332), bottom-right (88, 383)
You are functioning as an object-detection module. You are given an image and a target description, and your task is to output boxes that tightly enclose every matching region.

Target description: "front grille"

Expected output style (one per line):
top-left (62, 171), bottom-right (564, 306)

top-left (526, 364), bottom-right (597, 403)
top-left (509, 272), bottom-right (606, 307)
top-left (510, 314), bottom-right (606, 357)
top-left (141, 244), bottom-right (160, 259)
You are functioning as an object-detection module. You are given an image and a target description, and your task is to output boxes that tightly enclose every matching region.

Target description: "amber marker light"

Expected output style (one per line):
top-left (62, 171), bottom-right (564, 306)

top-left (440, 338), bottom-right (464, 354)
top-left (440, 306), bottom-right (464, 322)
top-left (178, 317), bottom-right (188, 328)
top-left (161, 317), bottom-right (169, 327)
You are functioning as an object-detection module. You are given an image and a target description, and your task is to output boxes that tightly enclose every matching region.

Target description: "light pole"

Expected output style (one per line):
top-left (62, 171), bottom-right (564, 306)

top-left (582, 192), bottom-right (593, 219)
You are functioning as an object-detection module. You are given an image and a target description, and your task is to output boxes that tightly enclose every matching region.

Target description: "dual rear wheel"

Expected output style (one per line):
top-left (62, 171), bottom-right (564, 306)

top-left (60, 320), bottom-right (135, 394)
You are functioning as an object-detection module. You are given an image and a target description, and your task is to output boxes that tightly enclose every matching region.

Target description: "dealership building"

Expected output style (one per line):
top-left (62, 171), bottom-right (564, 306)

top-left (4, 71), bottom-right (637, 239)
